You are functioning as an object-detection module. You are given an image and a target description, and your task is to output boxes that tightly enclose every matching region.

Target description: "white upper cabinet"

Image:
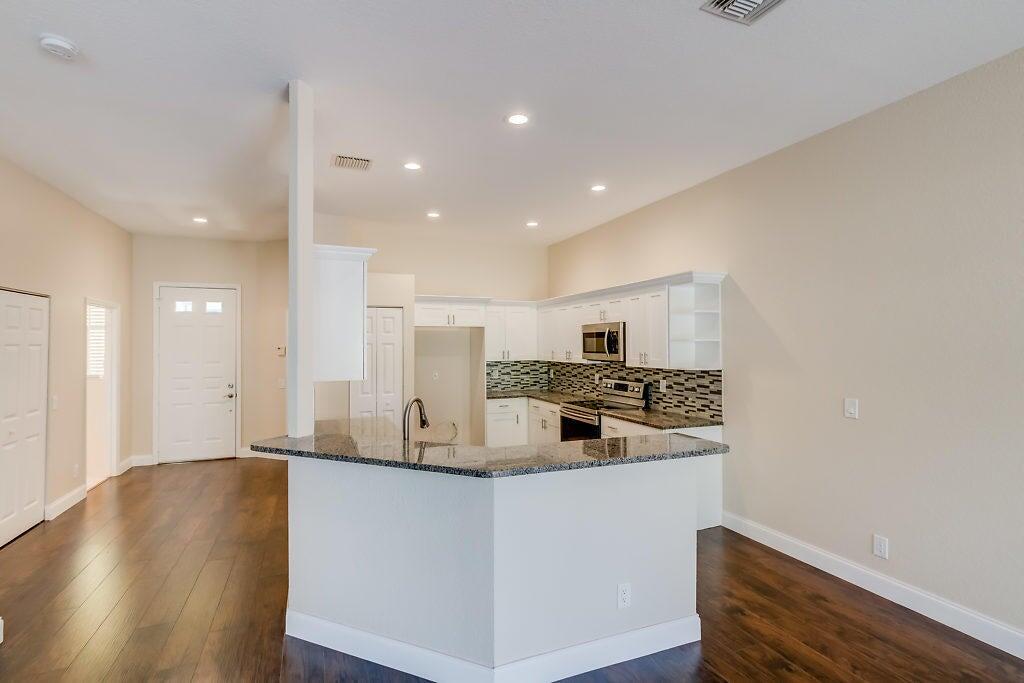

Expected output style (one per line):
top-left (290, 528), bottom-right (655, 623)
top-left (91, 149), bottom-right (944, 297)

top-left (486, 304), bottom-right (537, 361)
top-left (414, 297), bottom-right (486, 327)
top-left (313, 244), bottom-right (376, 382)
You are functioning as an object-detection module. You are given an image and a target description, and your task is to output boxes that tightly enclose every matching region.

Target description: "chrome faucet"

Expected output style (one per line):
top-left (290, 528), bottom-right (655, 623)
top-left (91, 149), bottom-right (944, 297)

top-left (403, 397), bottom-right (430, 442)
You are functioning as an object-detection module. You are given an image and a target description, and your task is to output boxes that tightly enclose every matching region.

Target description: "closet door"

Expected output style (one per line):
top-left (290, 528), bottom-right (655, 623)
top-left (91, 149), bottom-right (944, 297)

top-left (349, 309), bottom-right (378, 421)
top-left (0, 290), bottom-right (48, 547)
top-left (350, 308), bottom-right (404, 430)
top-left (375, 308), bottom-right (403, 428)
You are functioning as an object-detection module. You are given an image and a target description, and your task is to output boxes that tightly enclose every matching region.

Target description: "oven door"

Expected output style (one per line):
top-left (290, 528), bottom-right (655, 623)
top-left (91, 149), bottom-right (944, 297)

top-left (582, 322), bottom-right (625, 362)
top-left (560, 407), bottom-right (601, 441)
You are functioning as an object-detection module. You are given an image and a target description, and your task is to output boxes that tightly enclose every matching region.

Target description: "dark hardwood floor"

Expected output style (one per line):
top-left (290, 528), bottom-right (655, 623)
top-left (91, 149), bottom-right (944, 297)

top-left (1, 459), bottom-right (1020, 681)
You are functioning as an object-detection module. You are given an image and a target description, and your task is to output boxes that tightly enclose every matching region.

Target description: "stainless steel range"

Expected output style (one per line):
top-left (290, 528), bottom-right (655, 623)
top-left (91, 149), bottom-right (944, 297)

top-left (559, 379), bottom-right (648, 441)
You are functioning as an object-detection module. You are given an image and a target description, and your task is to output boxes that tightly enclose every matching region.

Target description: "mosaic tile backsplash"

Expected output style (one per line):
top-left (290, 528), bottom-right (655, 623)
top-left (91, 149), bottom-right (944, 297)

top-left (486, 360), bottom-right (723, 421)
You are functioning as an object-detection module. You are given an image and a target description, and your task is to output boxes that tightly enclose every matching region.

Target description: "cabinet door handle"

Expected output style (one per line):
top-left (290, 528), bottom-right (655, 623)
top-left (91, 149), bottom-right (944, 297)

top-left (516, 414), bottom-right (519, 425)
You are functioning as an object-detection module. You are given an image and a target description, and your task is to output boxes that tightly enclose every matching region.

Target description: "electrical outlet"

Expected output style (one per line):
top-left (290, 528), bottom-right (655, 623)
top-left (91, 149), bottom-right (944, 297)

top-left (595, 374), bottom-right (600, 385)
top-left (659, 379), bottom-right (667, 392)
top-left (549, 369), bottom-right (555, 379)
top-left (617, 582), bottom-right (632, 609)
top-left (844, 398), bottom-right (859, 419)
top-left (872, 534), bottom-right (889, 560)
top-left (432, 371), bottom-right (440, 380)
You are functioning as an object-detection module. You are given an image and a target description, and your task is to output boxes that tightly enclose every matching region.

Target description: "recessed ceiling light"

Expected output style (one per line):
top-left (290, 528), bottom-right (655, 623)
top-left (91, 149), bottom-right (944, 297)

top-left (525, 221), bottom-right (540, 229)
top-left (506, 113), bottom-right (529, 126)
top-left (426, 211), bottom-right (441, 219)
top-left (403, 161), bottom-right (422, 171)
top-left (590, 184), bottom-right (607, 193)
top-left (39, 33), bottom-right (79, 60)
top-left (192, 216), bottom-right (208, 224)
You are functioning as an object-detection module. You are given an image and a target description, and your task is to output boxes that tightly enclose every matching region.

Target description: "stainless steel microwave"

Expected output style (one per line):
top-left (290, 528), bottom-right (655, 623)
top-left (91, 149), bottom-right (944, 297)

top-left (582, 322), bottom-right (625, 362)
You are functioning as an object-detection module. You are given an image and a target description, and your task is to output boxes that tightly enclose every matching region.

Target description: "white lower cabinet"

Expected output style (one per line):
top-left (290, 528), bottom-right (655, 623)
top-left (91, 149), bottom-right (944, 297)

top-left (601, 416), bottom-right (723, 530)
top-left (527, 399), bottom-right (560, 444)
top-left (485, 398), bottom-right (528, 447)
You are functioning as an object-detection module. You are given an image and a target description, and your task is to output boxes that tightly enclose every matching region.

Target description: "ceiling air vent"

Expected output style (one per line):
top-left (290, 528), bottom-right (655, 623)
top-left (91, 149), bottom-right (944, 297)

top-left (332, 155), bottom-right (372, 171)
top-left (700, 0), bottom-right (786, 25)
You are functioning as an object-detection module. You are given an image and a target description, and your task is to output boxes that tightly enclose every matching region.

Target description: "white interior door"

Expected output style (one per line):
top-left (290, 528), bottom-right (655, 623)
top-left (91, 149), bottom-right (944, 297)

top-left (0, 290), bottom-right (48, 547)
top-left (157, 286), bottom-right (237, 463)
top-left (350, 308), bottom-right (404, 429)
top-left (376, 308), bottom-right (403, 427)
top-left (349, 308), bottom-right (378, 422)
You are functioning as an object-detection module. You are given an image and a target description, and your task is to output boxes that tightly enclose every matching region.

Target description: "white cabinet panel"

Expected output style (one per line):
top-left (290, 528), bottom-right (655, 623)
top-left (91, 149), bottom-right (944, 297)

top-left (486, 398), bottom-right (528, 446)
top-left (527, 399), bottom-right (561, 444)
top-left (485, 305), bottom-right (537, 361)
top-left (415, 300), bottom-right (486, 328)
top-left (504, 306), bottom-right (537, 360)
top-left (537, 308), bottom-right (556, 361)
top-left (450, 303), bottom-right (485, 327)
top-left (415, 303), bottom-right (450, 327)
top-left (313, 245), bottom-right (373, 382)
top-left (625, 294), bottom-right (647, 368)
top-left (645, 290), bottom-right (669, 369)
top-left (485, 307), bottom-right (507, 361)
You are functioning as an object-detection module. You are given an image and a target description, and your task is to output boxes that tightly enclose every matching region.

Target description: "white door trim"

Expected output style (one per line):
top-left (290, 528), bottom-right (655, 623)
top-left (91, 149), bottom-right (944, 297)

top-left (152, 282), bottom-right (242, 463)
top-left (84, 297), bottom-right (121, 486)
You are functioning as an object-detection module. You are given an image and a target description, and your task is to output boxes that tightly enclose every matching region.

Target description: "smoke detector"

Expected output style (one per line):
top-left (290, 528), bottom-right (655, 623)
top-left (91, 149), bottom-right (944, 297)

top-left (39, 33), bottom-right (80, 60)
top-left (701, 0), bottom-right (787, 25)
top-left (332, 155), bottom-right (372, 171)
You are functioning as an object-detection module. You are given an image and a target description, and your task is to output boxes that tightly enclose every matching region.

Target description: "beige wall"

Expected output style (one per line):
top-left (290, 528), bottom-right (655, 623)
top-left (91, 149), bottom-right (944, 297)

top-left (0, 157), bottom-right (133, 505)
top-left (316, 214), bottom-right (548, 300)
top-left (131, 235), bottom-right (288, 454)
top-left (548, 50), bottom-right (1024, 629)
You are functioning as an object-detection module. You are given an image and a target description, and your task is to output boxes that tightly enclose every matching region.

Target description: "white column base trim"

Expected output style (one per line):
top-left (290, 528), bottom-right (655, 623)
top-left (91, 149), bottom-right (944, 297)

top-left (238, 446), bottom-right (287, 461)
top-left (286, 610), bottom-right (700, 683)
top-left (722, 512), bottom-right (1024, 661)
top-left (44, 484), bottom-right (86, 520)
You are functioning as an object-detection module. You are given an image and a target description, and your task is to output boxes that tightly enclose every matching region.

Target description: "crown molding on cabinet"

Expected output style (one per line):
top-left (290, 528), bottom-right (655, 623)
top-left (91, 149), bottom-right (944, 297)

top-left (415, 271), bottom-right (726, 308)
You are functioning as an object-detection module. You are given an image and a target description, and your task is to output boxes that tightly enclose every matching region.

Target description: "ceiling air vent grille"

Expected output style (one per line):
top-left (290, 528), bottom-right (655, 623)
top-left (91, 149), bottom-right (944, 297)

top-left (333, 155), bottom-right (372, 171)
top-left (701, 0), bottom-right (786, 25)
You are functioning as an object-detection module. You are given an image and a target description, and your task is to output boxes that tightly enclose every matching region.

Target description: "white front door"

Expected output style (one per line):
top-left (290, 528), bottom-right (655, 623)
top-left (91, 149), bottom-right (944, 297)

top-left (0, 290), bottom-right (48, 547)
top-left (350, 307), bottom-right (404, 429)
top-left (157, 287), bottom-right (237, 462)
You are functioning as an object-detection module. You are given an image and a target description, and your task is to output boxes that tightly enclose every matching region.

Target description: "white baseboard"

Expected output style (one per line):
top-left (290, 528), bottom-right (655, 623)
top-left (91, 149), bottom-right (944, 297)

top-left (493, 616), bottom-right (700, 682)
top-left (114, 454), bottom-right (157, 477)
top-left (238, 446), bottom-right (287, 461)
top-left (44, 484), bottom-right (86, 520)
top-left (286, 610), bottom-right (700, 683)
top-left (722, 512), bottom-right (1024, 661)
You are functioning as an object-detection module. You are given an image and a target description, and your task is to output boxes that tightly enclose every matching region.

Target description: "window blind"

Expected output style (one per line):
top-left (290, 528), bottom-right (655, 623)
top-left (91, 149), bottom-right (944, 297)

top-left (86, 305), bottom-right (106, 378)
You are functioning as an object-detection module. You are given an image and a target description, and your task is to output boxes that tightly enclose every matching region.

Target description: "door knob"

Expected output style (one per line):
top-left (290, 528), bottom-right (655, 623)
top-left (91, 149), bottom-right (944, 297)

top-left (225, 393), bottom-right (235, 399)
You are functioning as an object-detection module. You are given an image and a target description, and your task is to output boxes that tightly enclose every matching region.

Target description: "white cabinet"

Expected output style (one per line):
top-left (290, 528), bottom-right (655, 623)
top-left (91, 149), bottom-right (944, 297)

top-left (539, 305), bottom-right (579, 362)
top-left (313, 244), bottom-right (376, 382)
top-left (601, 415), bottom-right (656, 438)
top-left (527, 399), bottom-right (561, 444)
top-left (485, 398), bottom-right (528, 447)
top-left (537, 308), bottom-right (556, 361)
top-left (485, 305), bottom-right (537, 361)
top-left (625, 289), bottom-right (668, 368)
top-left (414, 298), bottom-right (486, 327)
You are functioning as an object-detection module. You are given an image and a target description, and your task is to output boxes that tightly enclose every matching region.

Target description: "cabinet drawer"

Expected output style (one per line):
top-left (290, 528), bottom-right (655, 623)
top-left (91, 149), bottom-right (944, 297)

top-left (487, 398), bottom-right (527, 414)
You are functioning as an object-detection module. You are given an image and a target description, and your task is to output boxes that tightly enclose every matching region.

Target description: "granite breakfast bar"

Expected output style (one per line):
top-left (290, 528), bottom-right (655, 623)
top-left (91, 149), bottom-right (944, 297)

top-left (252, 419), bottom-right (728, 682)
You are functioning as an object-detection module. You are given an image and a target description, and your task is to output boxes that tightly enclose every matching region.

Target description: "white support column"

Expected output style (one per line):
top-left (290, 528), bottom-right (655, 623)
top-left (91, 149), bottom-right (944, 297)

top-left (288, 80), bottom-right (315, 437)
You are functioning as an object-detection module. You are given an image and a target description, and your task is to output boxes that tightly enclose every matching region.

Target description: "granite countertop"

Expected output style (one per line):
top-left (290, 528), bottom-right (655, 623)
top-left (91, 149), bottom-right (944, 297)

top-left (485, 389), bottom-right (723, 430)
top-left (250, 417), bottom-right (728, 479)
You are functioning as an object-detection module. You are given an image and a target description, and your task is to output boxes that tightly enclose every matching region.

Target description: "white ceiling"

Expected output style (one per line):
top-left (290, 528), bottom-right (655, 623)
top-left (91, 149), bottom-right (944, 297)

top-left (3, 2), bottom-right (1024, 244)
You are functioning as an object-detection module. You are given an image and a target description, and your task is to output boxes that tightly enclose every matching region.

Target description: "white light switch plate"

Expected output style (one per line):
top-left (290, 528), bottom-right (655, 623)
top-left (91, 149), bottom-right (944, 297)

top-left (844, 398), bottom-right (859, 419)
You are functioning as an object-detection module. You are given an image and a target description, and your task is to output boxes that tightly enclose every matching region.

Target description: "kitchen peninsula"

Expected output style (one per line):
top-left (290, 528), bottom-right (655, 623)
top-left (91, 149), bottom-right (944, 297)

top-left (252, 418), bottom-right (728, 682)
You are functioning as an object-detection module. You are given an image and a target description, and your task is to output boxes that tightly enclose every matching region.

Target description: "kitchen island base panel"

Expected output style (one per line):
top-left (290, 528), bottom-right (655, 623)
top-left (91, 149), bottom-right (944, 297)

top-left (288, 455), bottom-right (701, 681)
top-left (286, 609), bottom-right (700, 683)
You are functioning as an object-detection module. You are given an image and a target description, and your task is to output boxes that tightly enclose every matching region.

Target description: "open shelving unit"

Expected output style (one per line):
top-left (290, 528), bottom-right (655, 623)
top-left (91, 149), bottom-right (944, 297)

top-left (668, 273), bottom-right (724, 370)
